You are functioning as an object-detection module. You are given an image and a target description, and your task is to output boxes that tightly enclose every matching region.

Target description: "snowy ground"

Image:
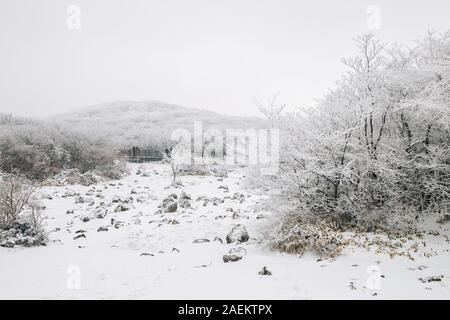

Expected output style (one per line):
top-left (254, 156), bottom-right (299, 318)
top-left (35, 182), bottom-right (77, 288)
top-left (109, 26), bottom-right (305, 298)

top-left (0, 163), bottom-right (449, 299)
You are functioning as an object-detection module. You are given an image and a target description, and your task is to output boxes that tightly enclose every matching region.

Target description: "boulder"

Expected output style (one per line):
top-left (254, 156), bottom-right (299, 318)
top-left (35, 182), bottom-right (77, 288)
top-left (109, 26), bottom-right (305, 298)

top-left (226, 224), bottom-right (249, 244)
top-left (223, 247), bottom-right (247, 263)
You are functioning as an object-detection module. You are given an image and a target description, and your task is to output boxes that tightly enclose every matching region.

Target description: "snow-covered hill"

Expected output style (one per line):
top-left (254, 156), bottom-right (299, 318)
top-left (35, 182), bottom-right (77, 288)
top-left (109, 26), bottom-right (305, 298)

top-left (51, 101), bottom-right (268, 147)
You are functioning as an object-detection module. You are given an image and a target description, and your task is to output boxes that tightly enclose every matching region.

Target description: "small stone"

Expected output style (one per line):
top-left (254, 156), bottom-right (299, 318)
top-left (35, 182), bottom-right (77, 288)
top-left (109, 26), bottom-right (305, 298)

top-left (193, 238), bottom-right (210, 244)
top-left (218, 185), bottom-right (229, 192)
top-left (180, 191), bottom-right (191, 200)
top-left (73, 234), bottom-right (86, 240)
top-left (179, 198), bottom-right (191, 209)
top-left (419, 275), bottom-right (444, 283)
top-left (114, 221), bottom-right (125, 229)
top-left (75, 195), bottom-right (84, 204)
top-left (223, 247), bottom-right (247, 263)
top-left (166, 202), bottom-right (178, 213)
top-left (258, 266), bottom-right (272, 276)
top-left (94, 209), bottom-right (107, 219)
top-left (140, 252), bottom-right (154, 257)
top-left (123, 196), bottom-right (133, 204)
top-left (213, 236), bottom-right (223, 244)
top-left (62, 189), bottom-right (78, 198)
top-left (437, 214), bottom-right (450, 224)
top-left (223, 254), bottom-right (242, 263)
top-left (114, 204), bottom-right (130, 212)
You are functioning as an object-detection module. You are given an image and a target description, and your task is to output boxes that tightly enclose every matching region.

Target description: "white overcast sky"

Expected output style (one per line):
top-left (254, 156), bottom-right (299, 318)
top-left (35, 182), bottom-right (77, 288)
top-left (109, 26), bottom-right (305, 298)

top-left (1, 0), bottom-right (449, 118)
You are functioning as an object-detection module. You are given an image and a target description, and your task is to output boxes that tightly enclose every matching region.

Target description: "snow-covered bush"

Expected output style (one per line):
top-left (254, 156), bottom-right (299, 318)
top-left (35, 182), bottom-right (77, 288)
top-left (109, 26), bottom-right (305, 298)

top-left (61, 132), bottom-right (127, 179)
top-left (0, 171), bottom-right (47, 247)
top-left (0, 118), bottom-right (128, 182)
top-left (0, 214), bottom-right (48, 248)
top-left (0, 121), bottom-right (70, 180)
top-left (267, 214), bottom-right (345, 258)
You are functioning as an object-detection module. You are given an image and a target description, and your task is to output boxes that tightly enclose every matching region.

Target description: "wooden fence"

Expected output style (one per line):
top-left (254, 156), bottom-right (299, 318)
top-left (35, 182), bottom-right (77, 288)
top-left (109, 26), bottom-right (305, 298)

top-left (121, 147), bottom-right (165, 162)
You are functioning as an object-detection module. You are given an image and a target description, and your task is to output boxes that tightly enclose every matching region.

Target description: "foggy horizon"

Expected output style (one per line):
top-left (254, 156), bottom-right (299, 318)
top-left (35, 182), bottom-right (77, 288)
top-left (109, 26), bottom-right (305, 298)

top-left (1, 0), bottom-right (450, 119)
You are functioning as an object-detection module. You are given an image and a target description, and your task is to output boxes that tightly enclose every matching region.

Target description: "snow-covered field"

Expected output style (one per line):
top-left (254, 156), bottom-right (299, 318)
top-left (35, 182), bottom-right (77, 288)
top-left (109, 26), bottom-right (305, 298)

top-left (0, 163), bottom-right (449, 299)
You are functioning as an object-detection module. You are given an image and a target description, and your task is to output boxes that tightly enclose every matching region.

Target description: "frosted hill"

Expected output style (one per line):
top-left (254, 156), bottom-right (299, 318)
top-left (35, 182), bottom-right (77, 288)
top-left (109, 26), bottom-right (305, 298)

top-left (51, 101), bottom-right (268, 147)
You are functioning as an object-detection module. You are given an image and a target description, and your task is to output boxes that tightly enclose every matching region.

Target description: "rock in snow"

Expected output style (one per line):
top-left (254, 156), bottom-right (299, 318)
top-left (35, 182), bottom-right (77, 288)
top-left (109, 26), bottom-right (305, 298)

top-left (114, 204), bottom-right (130, 212)
top-left (193, 238), bottom-right (210, 243)
top-left (158, 194), bottom-right (178, 213)
top-left (166, 202), bottom-right (178, 213)
top-left (226, 224), bottom-right (249, 244)
top-left (258, 266), bottom-right (272, 276)
top-left (223, 254), bottom-right (242, 263)
top-left (223, 247), bottom-right (247, 263)
top-left (213, 236), bottom-right (223, 244)
top-left (419, 275), bottom-right (444, 283)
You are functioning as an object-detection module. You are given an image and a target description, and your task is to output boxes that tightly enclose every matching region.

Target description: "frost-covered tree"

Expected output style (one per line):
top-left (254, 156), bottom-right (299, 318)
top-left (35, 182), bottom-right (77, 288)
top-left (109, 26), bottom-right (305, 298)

top-left (271, 31), bottom-right (450, 232)
top-left (0, 171), bottom-right (39, 228)
top-left (163, 142), bottom-right (190, 184)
